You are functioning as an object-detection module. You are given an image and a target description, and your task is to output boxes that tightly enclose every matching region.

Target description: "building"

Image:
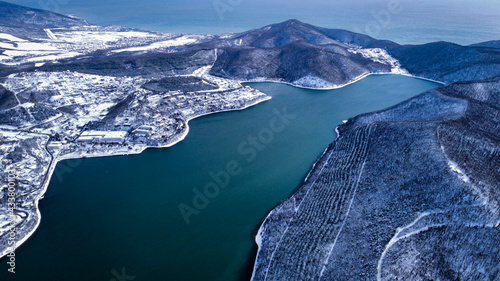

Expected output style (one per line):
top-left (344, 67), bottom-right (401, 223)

top-left (47, 142), bottom-right (62, 149)
top-left (77, 131), bottom-right (127, 144)
top-left (133, 129), bottom-right (149, 137)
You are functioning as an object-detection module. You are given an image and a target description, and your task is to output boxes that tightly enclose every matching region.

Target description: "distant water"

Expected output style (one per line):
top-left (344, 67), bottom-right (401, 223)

top-left (0, 75), bottom-right (439, 281)
top-left (7, 0), bottom-right (500, 45)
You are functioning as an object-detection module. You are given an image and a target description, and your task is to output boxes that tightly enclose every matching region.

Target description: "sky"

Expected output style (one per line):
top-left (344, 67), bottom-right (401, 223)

top-left (3, 0), bottom-right (500, 44)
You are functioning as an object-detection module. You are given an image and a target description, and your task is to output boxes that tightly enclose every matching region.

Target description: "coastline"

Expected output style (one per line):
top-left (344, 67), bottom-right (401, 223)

top-left (0, 93), bottom-right (271, 260)
top-left (241, 71), bottom-right (445, 91)
top-left (248, 73), bottom-right (446, 280)
top-left (249, 77), bottom-right (500, 280)
top-left (0, 71), bottom-right (444, 260)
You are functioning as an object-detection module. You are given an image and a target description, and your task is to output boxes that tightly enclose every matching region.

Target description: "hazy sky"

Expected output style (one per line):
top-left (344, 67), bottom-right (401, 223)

top-left (4, 0), bottom-right (500, 44)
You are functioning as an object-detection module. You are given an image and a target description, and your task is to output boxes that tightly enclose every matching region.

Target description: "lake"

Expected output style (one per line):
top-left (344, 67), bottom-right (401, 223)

top-left (0, 74), bottom-right (439, 280)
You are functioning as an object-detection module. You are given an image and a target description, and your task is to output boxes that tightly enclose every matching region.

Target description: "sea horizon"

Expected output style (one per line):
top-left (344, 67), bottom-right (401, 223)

top-left (5, 0), bottom-right (500, 45)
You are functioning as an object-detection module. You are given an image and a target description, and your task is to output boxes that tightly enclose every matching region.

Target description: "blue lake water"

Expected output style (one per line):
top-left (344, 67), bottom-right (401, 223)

top-left (9, 0), bottom-right (500, 44)
top-left (0, 75), bottom-right (439, 280)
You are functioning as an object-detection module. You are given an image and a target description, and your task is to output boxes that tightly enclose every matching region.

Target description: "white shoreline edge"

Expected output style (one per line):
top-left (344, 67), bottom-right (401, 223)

top-left (242, 72), bottom-right (445, 91)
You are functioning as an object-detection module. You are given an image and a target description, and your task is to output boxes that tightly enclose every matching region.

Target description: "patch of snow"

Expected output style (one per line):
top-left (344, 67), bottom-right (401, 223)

top-left (293, 75), bottom-right (336, 88)
top-left (219, 33), bottom-right (235, 39)
top-left (25, 52), bottom-right (82, 62)
top-left (192, 66), bottom-right (212, 76)
top-left (110, 35), bottom-right (198, 53)
top-left (255, 228), bottom-right (262, 248)
top-left (0, 127), bottom-right (19, 134)
top-left (377, 212), bottom-right (433, 281)
top-left (9, 42), bottom-right (59, 51)
top-left (55, 31), bottom-right (157, 44)
top-left (120, 31), bottom-right (157, 38)
top-left (472, 83), bottom-right (489, 102)
top-left (0, 42), bottom-right (15, 49)
top-left (0, 34), bottom-right (78, 64)
top-left (0, 33), bottom-right (27, 42)
top-left (3, 50), bottom-right (56, 57)
top-left (348, 47), bottom-right (408, 74)
top-left (44, 29), bottom-right (57, 40)
top-left (439, 145), bottom-right (471, 183)
top-left (92, 102), bottom-right (115, 112)
top-left (447, 160), bottom-right (470, 183)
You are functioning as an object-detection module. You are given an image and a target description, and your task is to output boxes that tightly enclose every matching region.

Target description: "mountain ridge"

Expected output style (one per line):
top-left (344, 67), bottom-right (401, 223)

top-left (0, 2), bottom-right (499, 88)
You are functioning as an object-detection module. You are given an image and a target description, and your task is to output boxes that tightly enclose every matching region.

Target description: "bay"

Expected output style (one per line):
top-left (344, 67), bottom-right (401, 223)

top-left (0, 74), bottom-right (439, 280)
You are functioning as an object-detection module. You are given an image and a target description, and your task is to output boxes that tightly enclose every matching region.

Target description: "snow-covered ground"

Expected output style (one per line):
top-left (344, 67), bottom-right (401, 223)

top-left (52, 30), bottom-right (156, 43)
top-left (0, 130), bottom-right (51, 259)
top-left (0, 26), bottom-right (209, 66)
top-left (0, 31), bottom-right (80, 65)
top-left (110, 35), bottom-right (201, 54)
top-left (0, 16), bottom-right (267, 261)
top-left (348, 47), bottom-right (409, 75)
top-left (293, 75), bottom-right (338, 89)
top-left (0, 66), bottom-right (270, 259)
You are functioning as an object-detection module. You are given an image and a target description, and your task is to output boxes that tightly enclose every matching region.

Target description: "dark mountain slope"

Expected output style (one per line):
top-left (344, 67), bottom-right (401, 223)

top-left (205, 20), bottom-right (401, 87)
top-left (388, 41), bottom-right (500, 83)
top-left (0, 0), bottom-right (88, 39)
top-left (0, 0), bottom-right (87, 28)
top-left (38, 48), bottom-right (217, 77)
top-left (210, 40), bottom-right (392, 86)
top-left (200, 19), bottom-right (398, 50)
top-left (204, 20), bottom-right (500, 86)
top-left (470, 40), bottom-right (500, 49)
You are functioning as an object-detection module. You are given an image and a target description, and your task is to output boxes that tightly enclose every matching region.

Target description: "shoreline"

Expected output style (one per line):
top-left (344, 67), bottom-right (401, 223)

top-left (0, 94), bottom-right (271, 260)
top-left (0, 71), bottom-right (444, 260)
top-left (241, 71), bottom-right (445, 91)
top-left (248, 73), bottom-right (446, 280)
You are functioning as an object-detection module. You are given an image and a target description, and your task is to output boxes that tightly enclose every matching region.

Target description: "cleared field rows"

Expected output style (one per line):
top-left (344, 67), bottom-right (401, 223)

top-left (264, 124), bottom-right (373, 280)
